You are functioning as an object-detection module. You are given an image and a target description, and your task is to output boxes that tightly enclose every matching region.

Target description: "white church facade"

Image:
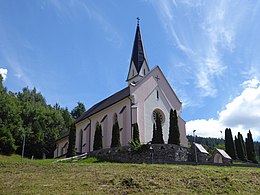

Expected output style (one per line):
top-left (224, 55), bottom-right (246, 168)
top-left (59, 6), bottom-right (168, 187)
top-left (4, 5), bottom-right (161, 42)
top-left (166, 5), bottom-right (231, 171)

top-left (75, 23), bottom-right (188, 154)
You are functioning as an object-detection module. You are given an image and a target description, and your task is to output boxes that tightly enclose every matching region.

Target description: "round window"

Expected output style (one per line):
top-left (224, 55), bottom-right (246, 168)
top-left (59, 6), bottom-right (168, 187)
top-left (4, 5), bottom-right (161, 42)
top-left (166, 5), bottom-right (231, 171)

top-left (152, 109), bottom-right (165, 125)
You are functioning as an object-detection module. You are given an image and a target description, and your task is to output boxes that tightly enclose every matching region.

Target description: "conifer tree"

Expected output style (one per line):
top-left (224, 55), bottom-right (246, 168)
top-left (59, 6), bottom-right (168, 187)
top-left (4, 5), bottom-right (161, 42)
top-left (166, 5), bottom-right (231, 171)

top-left (151, 123), bottom-right (156, 144)
top-left (236, 132), bottom-right (247, 161)
top-left (224, 128), bottom-right (236, 159)
top-left (111, 118), bottom-right (120, 147)
top-left (151, 112), bottom-right (164, 144)
top-left (132, 123), bottom-right (140, 144)
top-left (93, 122), bottom-right (103, 150)
top-left (234, 136), bottom-right (239, 158)
top-left (168, 109), bottom-right (180, 145)
top-left (246, 130), bottom-right (257, 163)
top-left (67, 122), bottom-right (76, 157)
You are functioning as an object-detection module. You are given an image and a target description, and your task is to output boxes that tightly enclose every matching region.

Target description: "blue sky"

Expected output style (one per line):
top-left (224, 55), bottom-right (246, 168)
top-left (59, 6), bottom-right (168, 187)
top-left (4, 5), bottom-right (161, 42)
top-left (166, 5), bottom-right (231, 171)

top-left (1, 0), bottom-right (260, 140)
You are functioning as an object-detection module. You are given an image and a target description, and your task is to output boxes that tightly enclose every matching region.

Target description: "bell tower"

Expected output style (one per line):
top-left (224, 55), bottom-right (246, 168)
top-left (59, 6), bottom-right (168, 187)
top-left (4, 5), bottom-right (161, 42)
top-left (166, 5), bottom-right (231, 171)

top-left (127, 18), bottom-right (150, 85)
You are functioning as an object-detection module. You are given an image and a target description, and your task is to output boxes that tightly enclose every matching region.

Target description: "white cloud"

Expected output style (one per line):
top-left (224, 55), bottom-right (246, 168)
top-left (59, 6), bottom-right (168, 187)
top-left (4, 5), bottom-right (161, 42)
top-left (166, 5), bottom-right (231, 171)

top-left (186, 78), bottom-right (260, 140)
top-left (0, 68), bottom-right (8, 81)
top-left (152, 0), bottom-right (257, 102)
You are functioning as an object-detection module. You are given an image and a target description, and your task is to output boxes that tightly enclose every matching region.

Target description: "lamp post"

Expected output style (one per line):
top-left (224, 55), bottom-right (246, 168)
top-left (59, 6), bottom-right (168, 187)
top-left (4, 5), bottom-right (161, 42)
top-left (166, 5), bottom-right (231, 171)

top-left (220, 130), bottom-right (223, 140)
top-left (21, 131), bottom-right (26, 161)
top-left (193, 130), bottom-right (198, 165)
top-left (149, 146), bottom-right (154, 164)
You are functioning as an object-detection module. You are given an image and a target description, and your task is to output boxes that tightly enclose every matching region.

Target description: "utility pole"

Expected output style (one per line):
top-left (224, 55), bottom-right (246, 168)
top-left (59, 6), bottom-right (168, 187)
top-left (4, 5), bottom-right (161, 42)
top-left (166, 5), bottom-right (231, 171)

top-left (21, 132), bottom-right (26, 161)
top-left (193, 130), bottom-right (198, 165)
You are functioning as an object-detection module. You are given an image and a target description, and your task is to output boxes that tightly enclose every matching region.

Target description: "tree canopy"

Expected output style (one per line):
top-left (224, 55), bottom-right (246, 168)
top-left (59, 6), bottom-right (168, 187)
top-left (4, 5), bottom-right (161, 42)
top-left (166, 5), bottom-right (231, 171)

top-left (0, 77), bottom-right (83, 158)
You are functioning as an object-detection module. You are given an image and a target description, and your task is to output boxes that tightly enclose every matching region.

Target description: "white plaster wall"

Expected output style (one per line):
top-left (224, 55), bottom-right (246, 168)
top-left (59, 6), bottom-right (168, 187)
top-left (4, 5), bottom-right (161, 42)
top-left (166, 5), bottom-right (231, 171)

top-left (139, 61), bottom-right (149, 77)
top-left (76, 98), bottom-right (132, 152)
top-left (131, 66), bottom-right (187, 146)
top-left (76, 119), bottom-right (90, 153)
top-left (178, 116), bottom-right (188, 147)
top-left (144, 87), bottom-right (171, 143)
top-left (54, 137), bottom-right (69, 158)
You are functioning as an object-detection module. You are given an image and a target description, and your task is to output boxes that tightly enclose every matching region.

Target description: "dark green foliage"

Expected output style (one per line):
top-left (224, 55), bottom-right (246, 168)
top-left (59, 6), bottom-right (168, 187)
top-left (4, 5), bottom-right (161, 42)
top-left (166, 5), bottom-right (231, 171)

top-left (26, 121), bottom-right (45, 159)
top-left (224, 128), bottom-right (236, 159)
top-left (236, 132), bottom-right (247, 161)
top-left (187, 135), bottom-right (225, 155)
top-left (67, 122), bottom-right (76, 157)
top-left (168, 109), bottom-right (180, 145)
top-left (0, 76), bottom-right (74, 158)
top-left (93, 122), bottom-right (103, 150)
top-left (132, 123), bottom-right (140, 145)
top-left (151, 123), bottom-right (156, 144)
top-left (71, 102), bottom-right (86, 119)
top-left (0, 126), bottom-right (17, 155)
top-left (246, 130), bottom-right (258, 163)
top-left (151, 112), bottom-right (164, 144)
top-left (111, 118), bottom-right (120, 147)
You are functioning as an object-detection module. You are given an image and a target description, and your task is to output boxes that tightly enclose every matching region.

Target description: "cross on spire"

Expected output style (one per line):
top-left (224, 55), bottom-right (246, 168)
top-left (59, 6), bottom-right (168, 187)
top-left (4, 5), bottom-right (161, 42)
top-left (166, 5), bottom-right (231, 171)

top-left (137, 17), bottom-right (140, 25)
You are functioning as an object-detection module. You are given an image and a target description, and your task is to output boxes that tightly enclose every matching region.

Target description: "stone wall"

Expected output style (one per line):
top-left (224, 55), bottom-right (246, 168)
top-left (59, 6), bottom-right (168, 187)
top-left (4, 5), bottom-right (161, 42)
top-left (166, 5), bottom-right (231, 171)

top-left (88, 144), bottom-right (191, 164)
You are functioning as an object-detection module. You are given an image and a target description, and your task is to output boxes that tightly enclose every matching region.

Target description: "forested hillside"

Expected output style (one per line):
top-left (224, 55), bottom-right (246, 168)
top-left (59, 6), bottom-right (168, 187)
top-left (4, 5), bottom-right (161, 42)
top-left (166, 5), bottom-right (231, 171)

top-left (187, 135), bottom-right (260, 159)
top-left (0, 75), bottom-right (85, 158)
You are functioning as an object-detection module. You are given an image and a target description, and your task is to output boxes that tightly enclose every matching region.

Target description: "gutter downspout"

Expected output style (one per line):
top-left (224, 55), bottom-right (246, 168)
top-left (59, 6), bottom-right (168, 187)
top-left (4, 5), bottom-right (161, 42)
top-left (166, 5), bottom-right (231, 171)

top-left (128, 97), bottom-right (133, 140)
top-left (88, 118), bottom-right (91, 152)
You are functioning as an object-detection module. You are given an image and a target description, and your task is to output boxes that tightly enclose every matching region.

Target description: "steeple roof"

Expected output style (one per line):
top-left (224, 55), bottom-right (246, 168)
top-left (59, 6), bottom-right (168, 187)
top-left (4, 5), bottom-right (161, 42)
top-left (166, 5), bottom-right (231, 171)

top-left (130, 23), bottom-right (147, 73)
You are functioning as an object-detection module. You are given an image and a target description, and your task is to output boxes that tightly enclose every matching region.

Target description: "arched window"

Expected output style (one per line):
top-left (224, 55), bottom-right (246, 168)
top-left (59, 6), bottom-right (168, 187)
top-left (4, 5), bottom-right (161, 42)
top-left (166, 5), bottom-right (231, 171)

top-left (157, 90), bottom-right (159, 100)
top-left (143, 69), bottom-right (146, 75)
top-left (152, 109), bottom-right (165, 126)
top-left (132, 69), bottom-right (134, 77)
top-left (79, 129), bottom-right (83, 153)
top-left (113, 113), bottom-right (118, 124)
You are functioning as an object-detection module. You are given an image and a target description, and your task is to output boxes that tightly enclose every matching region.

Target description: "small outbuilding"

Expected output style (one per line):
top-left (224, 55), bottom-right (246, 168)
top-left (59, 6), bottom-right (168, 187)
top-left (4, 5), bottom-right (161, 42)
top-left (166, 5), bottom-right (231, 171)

top-left (192, 143), bottom-right (209, 163)
top-left (213, 148), bottom-right (232, 164)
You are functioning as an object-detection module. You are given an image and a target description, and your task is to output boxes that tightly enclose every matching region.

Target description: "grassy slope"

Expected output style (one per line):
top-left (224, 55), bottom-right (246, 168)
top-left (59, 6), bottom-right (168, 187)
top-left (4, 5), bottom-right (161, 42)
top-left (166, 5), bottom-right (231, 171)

top-left (0, 155), bottom-right (260, 194)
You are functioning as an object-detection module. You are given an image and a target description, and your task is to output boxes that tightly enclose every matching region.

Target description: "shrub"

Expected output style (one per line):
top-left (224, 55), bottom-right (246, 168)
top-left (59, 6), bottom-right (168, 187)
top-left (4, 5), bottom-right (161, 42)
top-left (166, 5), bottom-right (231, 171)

top-left (111, 119), bottom-right (120, 147)
top-left (93, 122), bottom-right (103, 150)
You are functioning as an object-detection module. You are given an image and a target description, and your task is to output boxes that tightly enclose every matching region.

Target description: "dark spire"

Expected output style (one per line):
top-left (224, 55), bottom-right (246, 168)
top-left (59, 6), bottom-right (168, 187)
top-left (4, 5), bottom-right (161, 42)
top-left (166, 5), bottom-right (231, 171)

top-left (130, 18), bottom-right (147, 73)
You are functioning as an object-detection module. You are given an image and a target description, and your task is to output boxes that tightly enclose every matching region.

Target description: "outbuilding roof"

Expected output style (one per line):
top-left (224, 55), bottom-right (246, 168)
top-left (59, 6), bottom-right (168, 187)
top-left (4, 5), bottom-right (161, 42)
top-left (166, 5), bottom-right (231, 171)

top-left (216, 148), bottom-right (232, 159)
top-left (194, 143), bottom-right (209, 154)
top-left (76, 86), bottom-right (130, 123)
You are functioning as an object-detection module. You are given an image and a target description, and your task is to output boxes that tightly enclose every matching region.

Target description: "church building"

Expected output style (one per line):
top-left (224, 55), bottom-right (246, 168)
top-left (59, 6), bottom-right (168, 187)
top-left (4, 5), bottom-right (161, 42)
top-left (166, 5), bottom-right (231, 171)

top-left (75, 22), bottom-right (188, 154)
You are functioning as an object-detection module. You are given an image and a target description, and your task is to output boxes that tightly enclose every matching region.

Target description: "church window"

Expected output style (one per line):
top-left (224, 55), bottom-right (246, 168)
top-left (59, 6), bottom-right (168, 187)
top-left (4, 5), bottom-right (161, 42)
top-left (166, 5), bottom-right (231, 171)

top-left (113, 113), bottom-right (118, 124)
top-left (79, 129), bottom-right (83, 153)
top-left (143, 69), bottom-right (146, 75)
top-left (157, 90), bottom-right (159, 100)
top-left (132, 69), bottom-right (134, 77)
top-left (152, 109), bottom-right (165, 126)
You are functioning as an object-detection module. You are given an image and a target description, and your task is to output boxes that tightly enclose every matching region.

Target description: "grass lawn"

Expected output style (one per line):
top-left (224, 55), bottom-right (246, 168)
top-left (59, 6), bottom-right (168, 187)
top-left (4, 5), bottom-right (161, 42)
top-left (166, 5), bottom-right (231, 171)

top-left (0, 155), bottom-right (260, 194)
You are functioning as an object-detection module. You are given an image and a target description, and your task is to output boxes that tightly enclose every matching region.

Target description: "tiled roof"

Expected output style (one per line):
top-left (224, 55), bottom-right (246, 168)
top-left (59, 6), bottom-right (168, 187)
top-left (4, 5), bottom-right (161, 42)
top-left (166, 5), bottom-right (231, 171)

top-left (56, 130), bottom-right (69, 142)
top-left (76, 86), bottom-right (130, 123)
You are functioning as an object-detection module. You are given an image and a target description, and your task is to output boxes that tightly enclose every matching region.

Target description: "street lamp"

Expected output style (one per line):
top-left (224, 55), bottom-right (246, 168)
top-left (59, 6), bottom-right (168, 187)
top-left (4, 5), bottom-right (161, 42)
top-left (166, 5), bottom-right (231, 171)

top-left (193, 130), bottom-right (196, 142)
top-left (220, 130), bottom-right (223, 139)
top-left (193, 130), bottom-right (198, 165)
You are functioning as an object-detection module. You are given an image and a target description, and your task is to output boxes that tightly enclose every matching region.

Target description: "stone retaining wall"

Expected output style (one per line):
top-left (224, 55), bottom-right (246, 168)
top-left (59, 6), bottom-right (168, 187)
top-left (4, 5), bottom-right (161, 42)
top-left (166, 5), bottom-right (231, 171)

top-left (88, 144), bottom-right (191, 164)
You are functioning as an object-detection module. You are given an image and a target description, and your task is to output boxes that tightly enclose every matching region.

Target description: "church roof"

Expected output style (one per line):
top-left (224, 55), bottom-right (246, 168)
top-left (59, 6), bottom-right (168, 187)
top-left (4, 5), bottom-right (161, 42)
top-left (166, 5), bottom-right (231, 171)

top-left (130, 23), bottom-right (147, 73)
top-left (56, 130), bottom-right (69, 142)
top-left (76, 86), bottom-right (130, 123)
